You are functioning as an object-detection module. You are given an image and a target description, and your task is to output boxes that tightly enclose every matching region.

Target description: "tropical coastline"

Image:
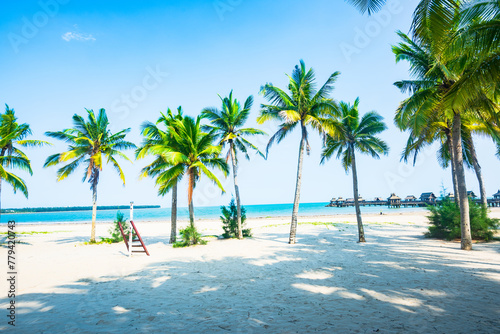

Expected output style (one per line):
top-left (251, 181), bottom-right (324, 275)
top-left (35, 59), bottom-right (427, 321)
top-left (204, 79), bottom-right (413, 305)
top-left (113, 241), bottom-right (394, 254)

top-left (0, 202), bottom-right (427, 225)
top-left (0, 205), bottom-right (160, 214)
top-left (2, 0), bottom-right (500, 333)
top-left (2, 209), bottom-right (500, 332)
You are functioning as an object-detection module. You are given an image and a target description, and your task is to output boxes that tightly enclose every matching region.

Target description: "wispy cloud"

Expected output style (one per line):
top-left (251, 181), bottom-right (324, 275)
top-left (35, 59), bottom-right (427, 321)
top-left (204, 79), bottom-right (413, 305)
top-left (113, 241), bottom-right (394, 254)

top-left (62, 32), bottom-right (96, 42)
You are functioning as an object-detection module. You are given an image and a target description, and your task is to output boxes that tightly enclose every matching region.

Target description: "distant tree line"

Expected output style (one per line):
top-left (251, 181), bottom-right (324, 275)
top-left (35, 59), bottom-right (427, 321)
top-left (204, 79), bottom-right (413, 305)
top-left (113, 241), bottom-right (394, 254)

top-left (1, 205), bottom-right (160, 214)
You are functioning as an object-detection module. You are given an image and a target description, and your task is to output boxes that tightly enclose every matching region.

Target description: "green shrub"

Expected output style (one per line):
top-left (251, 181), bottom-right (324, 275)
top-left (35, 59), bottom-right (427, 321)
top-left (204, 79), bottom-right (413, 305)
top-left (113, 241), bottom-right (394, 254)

top-left (220, 199), bottom-right (252, 238)
top-left (107, 211), bottom-right (130, 243)
top-left (173, 225), bottom-right (207, 248)
top-left (426, 197), bottom-right (499, 241)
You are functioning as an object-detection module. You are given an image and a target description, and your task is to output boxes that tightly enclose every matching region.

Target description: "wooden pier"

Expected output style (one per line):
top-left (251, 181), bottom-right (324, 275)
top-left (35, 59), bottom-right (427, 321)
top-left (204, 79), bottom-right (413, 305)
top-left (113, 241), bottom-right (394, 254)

top-left (327, 190), bottom-right (500, 208)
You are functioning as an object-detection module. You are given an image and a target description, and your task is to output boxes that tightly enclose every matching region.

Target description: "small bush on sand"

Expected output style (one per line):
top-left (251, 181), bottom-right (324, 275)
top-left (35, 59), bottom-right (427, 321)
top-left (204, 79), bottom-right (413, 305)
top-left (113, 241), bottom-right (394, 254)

top-left (426, 197), bottom-right (499, 241)
top-left (173, 225), bottom-right (207, 248)
top-left (220, 199), bottom-right (251, 238)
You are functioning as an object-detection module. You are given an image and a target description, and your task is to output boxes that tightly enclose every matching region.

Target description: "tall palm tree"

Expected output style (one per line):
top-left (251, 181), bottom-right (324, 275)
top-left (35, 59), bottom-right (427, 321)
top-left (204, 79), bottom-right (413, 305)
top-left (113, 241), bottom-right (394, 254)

top-left (257, 60), bottom-right (340, 244)
top-left (144, 115), bottom-right (229, 229)
top-left (136, 107), bottom-right (184, 244)
top-left (393, 24), bottom-right (498, 250)
top-left (202, 91), bottom-right (265, 239)
top-left (321, 98), bottom-right (389, 242)
top-left (44, 109), bottom-right (136, 242)
top-left (0, 105), bottom-right (48, 213)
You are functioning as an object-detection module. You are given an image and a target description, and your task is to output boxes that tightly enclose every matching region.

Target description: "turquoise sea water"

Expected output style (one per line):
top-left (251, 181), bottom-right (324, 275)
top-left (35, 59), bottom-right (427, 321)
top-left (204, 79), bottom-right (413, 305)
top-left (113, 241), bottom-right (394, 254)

top-left (0, 202), bottom-right (425, 225)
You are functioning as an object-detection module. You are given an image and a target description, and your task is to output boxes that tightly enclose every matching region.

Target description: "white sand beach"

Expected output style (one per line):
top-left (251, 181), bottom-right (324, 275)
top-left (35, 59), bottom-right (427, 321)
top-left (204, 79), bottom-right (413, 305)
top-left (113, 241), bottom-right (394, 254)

top-left (2, 209), bottom-right (500, 333)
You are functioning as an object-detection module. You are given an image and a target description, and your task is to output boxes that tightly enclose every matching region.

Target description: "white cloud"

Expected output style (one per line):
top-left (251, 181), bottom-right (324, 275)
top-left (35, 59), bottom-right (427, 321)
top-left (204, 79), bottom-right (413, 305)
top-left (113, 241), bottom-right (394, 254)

top-left (62, 32), bottom-right (96, 42)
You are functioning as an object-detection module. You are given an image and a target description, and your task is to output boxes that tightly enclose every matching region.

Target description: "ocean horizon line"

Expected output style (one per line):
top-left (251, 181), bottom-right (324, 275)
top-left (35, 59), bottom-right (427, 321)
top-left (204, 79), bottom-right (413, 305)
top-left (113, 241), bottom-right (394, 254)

top-left (1, 202), bottom-right (425, 225)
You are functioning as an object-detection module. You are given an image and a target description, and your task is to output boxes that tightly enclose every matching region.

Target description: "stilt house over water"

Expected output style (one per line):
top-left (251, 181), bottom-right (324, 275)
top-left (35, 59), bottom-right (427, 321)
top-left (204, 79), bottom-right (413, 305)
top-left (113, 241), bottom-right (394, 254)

top-left (420, 192), bottom-right (437, 204)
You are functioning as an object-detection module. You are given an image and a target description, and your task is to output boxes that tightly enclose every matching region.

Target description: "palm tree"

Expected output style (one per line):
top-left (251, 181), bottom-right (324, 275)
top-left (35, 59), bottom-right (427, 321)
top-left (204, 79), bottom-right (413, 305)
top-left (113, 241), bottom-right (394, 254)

top-left (0, 105), bottom-right (48, 213)
top-left (257, 60), bottom-right (340, 244)
top-left (393, 24), bottom-right (498, 250)
top-left (44, 109), bottom-right (136, 242)
top-left (136, 107), bottom-right (184, 244)
top-left (202, 91), bottom-right (265, 239)
top-left (398, 110), bottom-right (495, 208)
top-left (321, 98), bottom-right (388, 242)
top-left (144, 115), bottom-right (229, 229)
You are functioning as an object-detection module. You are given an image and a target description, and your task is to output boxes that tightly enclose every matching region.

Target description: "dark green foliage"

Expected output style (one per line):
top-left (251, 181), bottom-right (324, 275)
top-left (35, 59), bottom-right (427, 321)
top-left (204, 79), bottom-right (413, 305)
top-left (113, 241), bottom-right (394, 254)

top-left (107, 211), bottom-right (130, 243)
top-left (173, 225), bottom-right (207, 248)
top-left (426, 197), bottom-right (499, 241)
top-left (220, 199), bottom-right (252, 238)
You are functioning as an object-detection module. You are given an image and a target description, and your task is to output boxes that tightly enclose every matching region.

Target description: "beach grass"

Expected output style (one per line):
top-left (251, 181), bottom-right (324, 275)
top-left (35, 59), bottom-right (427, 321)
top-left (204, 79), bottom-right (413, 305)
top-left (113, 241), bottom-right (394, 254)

top-left (0, 230), bottom-right (72, 235)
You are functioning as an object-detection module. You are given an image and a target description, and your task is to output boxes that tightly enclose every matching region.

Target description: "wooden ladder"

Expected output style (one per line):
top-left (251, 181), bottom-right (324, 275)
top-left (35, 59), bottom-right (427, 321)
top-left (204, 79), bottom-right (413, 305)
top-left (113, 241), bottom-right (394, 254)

top-left (118, 220), bottom-right (150, 256)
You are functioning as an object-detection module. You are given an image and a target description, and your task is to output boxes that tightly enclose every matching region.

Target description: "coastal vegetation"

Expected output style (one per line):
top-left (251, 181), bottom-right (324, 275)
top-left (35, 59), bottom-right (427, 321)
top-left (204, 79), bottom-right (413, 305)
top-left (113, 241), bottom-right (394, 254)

top-left (0, 105), bottom-right (48, 213)
top-left (321, 98), bottom-right (389, 242)
top-left (44, 109), bottom-right (136, 243)
top-left (426, 196), bottom-right (499, 241)
top-left (1, 205), bottom-right (159, 214)
top-left (107, 211), bottom-right (129, 243)
top-left (140, 114), bottom-right (229, 245)
top-left (2, 1), bottom-right (498, 250)
top-left (392, 0), bottom-right (500, 249)
top-left (257, 60), bottom-right (340, 244)
top-left (136, 107), bottom-right (184, 244)
top-left (220, 199), bottom-right (252, 239)
top-left (202, 91), bottom-right (265, 239)
top-left (346, 0), bottom-right (387, 15)
top-left (173, 225), bottom-right (207, 248)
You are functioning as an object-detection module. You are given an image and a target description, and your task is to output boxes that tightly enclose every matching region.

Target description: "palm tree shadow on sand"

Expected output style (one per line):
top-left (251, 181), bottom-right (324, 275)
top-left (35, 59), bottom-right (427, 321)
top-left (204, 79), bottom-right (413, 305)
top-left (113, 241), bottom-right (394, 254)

top-left (6, 224), bottom-right (500, 333)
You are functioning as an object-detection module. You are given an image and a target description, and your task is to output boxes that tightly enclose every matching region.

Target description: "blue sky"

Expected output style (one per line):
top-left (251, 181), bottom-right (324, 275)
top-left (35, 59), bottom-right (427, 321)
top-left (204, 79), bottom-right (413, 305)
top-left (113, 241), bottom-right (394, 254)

top-left (1, 0), bottom-right (499, 209)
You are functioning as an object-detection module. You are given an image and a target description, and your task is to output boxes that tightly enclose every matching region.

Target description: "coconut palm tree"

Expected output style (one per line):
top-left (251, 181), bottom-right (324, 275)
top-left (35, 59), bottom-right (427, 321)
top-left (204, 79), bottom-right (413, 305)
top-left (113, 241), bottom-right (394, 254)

top-left (0, 105), bottom-right (48, 213)
top-left (257, 60), bottom-right (340, 244)
top-left (136, 107), bottom-right (184, 244)
top-left (393, 23), bottom-right (498, 250)
top-left (347, 0), bottom-right (499, 77)
top-left (44, 109), bottom-right (136, 242)
top-left (398, 110), bottom-right (498, 209)
top-left (144, 115), bottom-right (229, 229)
top-left (202, 91), bottom-right (265, 239)
top-left (321, 98), bottom-right (389, 242)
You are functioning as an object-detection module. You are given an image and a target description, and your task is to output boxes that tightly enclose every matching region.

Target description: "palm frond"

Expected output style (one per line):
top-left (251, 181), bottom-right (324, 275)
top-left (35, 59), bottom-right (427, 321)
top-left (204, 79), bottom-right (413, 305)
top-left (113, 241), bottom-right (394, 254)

top-left (345, 0), bottom-right (387, 15)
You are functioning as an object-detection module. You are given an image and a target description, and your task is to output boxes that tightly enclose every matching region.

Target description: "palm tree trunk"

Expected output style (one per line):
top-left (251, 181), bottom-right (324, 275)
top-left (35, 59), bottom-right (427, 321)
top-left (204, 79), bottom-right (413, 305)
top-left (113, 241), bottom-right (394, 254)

top-left (289, 123), bottom-right (306, 244)
top-left (230, 143), bottom-right (243, 239)
top-left (0, 178), bottom-right (2, 223)
top-left (468, 136), bottom-right (487, 208)
top-left (350, 147), bottom-right (365, 242)
top-left (188, 169), bottom-right (195, 228)
top-left (90, 180), bottom-right (97, 243)
top-left (170, 181), bottom-right (177, 243)
top-left (452, 113), bottom-right (472, 250)
top-left (447, 131), bottom-right (460, 204)
top-left (188, 200), bottom-right (194, 228)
